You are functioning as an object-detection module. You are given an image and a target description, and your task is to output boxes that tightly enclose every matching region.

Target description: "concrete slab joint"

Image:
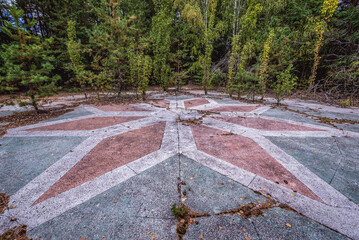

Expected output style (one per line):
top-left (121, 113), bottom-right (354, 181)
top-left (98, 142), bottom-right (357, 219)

top-left (0, 95), bottom-right (358, 240)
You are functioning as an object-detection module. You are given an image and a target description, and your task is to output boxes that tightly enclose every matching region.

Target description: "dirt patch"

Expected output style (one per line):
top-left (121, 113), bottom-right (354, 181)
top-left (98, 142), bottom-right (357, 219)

top-left (81, 94), bottom-right (142, 106)
top-left (0, 94), bottom-right (155, 137)
top-left (175, 205), bottom-right (210, 240)
top-left (177, 117), bottom-right (203, 126)
top-left (288, 90), bottom-right (359, 108)
top-left (0, 225), bottom-right (37, 240)
top-left (0, 192), bottom-right (9, 214)
top-left (279, 106), bottom-right (359, 129)
top-left (216, 197), bottom-right (276, 219)
top-left (0, 109), bottom-right (73, 137)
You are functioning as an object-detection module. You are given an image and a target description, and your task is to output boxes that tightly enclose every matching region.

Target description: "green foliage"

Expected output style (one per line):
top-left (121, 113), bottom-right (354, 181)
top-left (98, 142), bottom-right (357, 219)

top-left (308, 0), bottom-right (339, 93)
top-left (171, 203), bottom-right (187, 218)
top-left (231, 70), bottom-right (263, 101)
top-left (151, 0), bottom-right (173, 91)
top-left (211, 69), bottom-right (226, 87)
top-left (259, 28), bottom-right (275, 95)
top-left (227, 1), bottom-right (263, 95)
top-left (180, 0), bottom-right (224, 94)
top-left (0, 5), bottom-right (60, 110)
top-left (0, 0), bottom-right (357, 102)
top-left (66, 20), bottom-right (88, 94)
top-left (272, 64), bottom-right (297, 103)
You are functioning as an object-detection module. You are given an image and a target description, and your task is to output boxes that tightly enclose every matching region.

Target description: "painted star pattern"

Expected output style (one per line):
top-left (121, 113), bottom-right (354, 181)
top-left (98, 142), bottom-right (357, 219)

top-left (1, 96), bottom-right (359, 238)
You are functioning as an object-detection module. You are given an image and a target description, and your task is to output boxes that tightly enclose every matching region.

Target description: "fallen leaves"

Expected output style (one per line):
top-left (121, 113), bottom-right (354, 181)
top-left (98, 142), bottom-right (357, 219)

top-left (0, 192), bottom-right (10, 214)
top-left (151, 234), bottom-right (157, 239)
top-left (218, 226), bottom-right (223, 230)
top-left (200, 234), bottom-right (204, 239)
top-left (286, 223), bottom-right (292, 228)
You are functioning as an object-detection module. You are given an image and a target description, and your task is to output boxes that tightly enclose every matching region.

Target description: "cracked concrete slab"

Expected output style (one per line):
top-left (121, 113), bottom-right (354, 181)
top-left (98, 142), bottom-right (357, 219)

top-left (0, 93), bottom-right (358, 239)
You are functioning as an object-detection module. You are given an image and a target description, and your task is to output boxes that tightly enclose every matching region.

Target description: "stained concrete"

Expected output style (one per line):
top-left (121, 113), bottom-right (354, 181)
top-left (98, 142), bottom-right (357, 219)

top-left (0, 136), bottom-right (86, 195)
top-left (267, 136), bottom-right (359, 203)
top-left (35, 122), bottom-right (166, 204)
top-left (1, 94), bottom-right (358, 239)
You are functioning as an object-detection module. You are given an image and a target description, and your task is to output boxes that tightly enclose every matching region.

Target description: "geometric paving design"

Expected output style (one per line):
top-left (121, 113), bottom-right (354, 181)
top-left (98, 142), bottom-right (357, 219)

top-left (27, 116), bottom-right (146, 131)
top-left (191, 124), bottom-right (321, 201)
top-left (214, 116), bottom-right (324, 131)
top-left (267, 136), bottom-right (359, 204)
top-left (27, 156), bottom-right (349, 240)
top-left (34, 122), bottom-right (166, 204)
top-left (208, 105), bottom-right (259, 112)
top-left (149, 99), bottom-right (170, 108)
top-left (184, 98), bottom-right (210, 109)
top-left (94, 105), bottom-right (149, 112)
top-left (1, 96), bottom-right (359, 239)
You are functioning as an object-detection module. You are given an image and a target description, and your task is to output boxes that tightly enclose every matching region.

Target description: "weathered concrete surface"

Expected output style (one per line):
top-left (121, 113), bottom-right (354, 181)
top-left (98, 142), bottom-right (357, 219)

top-left (184, 98), bottom-right (210, 109)
top-left (268, 136), bottom-right (359, 203)
top-left (34, 122), bottom-right (166, 204)
top-left (208, 105), bottom-right (259, 112)
top-left (214, 116), bottom-right (323, 131)
top-left (0, 94), bottom-right (358, 239)
top-left (0, 136), bottom-right (86, 195)
top-left (149, 99), bottom-right (170, 108)
top-left (28, 116), bottom-right (145, 131)
top-left (94, 104), bottom-right (149, 112)
top-left (190, 124), bottom-right (320, 201)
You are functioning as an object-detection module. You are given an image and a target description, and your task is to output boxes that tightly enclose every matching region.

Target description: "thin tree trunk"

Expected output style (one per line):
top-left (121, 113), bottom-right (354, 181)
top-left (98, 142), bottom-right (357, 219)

top-left (117, 60), bottom-right (122, 95)
top-left (31, 95), bottom-right (39, 112)
top-left (204, 65), bottom-right (208, 95)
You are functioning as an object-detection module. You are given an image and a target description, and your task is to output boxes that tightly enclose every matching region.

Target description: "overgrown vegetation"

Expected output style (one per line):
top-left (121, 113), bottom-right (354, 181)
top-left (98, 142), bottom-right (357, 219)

top-left (0, 0), bottom-right (358, 108)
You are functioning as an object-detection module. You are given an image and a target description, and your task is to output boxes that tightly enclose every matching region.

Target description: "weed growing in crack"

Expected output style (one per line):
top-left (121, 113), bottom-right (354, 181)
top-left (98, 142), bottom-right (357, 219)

top-left (171, 203), bottom-right (187, 218)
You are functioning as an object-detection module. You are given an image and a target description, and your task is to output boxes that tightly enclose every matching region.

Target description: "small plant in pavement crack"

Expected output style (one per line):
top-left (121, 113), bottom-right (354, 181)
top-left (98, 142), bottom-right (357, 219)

top-left (171, 203), bottom-right (187, 218)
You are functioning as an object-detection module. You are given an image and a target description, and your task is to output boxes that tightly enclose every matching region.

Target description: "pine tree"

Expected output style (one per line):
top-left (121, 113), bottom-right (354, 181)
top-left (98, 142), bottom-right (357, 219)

top-left (0, 5), bottom-right (60, 111)
top-left (66, 20), bottom-right (88, 97)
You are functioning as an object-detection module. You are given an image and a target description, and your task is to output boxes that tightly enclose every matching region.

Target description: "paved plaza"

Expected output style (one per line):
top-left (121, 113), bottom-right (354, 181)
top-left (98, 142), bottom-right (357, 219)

top-left (0, 93), bottom-right (358, 239)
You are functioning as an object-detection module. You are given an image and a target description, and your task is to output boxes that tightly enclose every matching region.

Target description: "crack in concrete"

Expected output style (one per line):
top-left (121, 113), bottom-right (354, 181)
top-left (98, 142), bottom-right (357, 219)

top-left (329, 137), bottom-right (345, 185)
top-left (249, 219), bottom-right (262, 240)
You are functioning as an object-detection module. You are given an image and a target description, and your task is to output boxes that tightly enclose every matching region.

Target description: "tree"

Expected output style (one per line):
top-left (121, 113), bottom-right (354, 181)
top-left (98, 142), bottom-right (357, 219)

top-left (0, 5), bottom-right (60, 111)
top-left (151, 0), bottom-right (173, 91)
top-left (88, 0), bottom-right (138, 95)
top-left (128, 44), bottom-right (152, 100)
top-left (258, 28), bottom-right (274, 98)
top-left (227, 0), bottom-right (263, 96)
top-left (272, 64), bottom-right (297, 103)
top-left (179, 0), bottom-right (224, 94)
top-left (66, 20), bottom-right (88, 97)
top-left (308, 0), bottom-right (339, 93)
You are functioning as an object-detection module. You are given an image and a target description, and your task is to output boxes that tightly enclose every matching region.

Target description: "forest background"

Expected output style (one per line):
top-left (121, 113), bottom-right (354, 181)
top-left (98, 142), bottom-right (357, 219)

top-left (0, 0), bottom-right (358, 109)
